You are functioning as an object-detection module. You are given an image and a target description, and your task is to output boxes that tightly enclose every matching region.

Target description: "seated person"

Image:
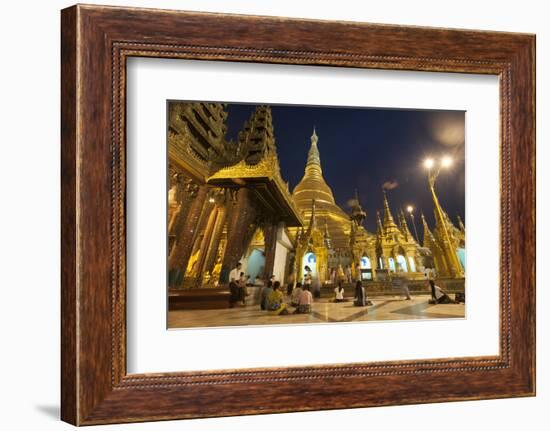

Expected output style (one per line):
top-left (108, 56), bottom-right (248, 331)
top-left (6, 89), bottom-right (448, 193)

top-left (429, 279), bottom-right (455, 304)
top-left (291, 282), bottom-right (303, 307)
top-left (238, 271), bottom-right (248, 304)
top-left (260, 281), bottom-right (273, 310)
top-left (354, 280), bottom-right (368, 307)
top-left (266, 281), bottom-right (288, 315)
top-left (295, 285), bottom-right (313, 314)
top-left (334, 282), bottom-right (346, 302)
top-left (254, 276), bottom-right (264, 287)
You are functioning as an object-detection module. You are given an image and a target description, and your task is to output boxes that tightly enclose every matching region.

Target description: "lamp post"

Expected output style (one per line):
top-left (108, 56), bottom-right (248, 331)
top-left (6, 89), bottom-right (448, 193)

top-left (424, 156), bottom-right (463, 278)
top-left (406, 205), bottom-right (420, 243)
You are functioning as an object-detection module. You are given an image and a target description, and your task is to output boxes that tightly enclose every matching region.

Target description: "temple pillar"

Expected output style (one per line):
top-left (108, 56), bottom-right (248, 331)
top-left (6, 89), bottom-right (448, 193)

top-left (368, 251), bottom-right (378, 280)
top-left (262, 221), bottom-right (278, 279)
top-left (168, 178), bottom-right (196, 254)
top-left (189, 205), bottom-right (219, 286)
top-left (202, 202), bottom-right (228, 283)
top-left (220, 188), bottom-right (257, 283)
top-left (168, 184), bottom-right (208, 288)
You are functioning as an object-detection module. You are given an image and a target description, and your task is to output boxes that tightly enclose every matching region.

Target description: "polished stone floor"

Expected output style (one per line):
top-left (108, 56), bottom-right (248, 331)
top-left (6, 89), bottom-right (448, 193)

top-left (168, 294), bottom-right (465, 329)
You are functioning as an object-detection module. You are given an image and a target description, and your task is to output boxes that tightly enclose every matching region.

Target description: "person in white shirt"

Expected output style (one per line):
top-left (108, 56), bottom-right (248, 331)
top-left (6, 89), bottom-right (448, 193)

top-left (334, 282), bottom-right (345, 303)
top-left (294, 285), bottom-right (313, 314)
top-left (291, 282), bottom-right (303, 307)
top-left (228, 262), bottom-right (242, 307)
top-left (229, 262), bottom-right (242, 284)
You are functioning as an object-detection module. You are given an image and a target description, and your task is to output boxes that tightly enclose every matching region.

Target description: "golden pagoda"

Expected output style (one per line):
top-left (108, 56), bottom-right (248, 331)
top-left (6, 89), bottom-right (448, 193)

top-left (292, 128), bottom-right (351, 249)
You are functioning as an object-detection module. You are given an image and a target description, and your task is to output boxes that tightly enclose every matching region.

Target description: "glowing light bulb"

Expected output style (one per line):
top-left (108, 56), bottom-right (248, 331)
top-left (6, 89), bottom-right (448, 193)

top-left (424, 158), bottom-right (435, 169)
top-left (441, 156), bottom-right (453, 168)
top-left (406, 205), bottom-right (414, 213)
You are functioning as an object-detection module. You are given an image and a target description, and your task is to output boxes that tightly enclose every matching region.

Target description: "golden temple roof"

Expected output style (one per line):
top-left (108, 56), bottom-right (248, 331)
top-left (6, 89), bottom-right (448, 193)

top-left (207, 106), bottom-right (303, 227)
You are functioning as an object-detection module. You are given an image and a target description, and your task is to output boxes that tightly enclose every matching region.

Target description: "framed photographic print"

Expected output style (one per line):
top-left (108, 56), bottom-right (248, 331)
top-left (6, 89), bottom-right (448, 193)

top-left (61, 4), bottom-right (535, 425)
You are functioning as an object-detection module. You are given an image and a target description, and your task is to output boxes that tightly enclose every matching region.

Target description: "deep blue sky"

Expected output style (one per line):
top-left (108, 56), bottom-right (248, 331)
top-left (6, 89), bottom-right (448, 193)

top-left (224, 103), bottom-right (465, 234)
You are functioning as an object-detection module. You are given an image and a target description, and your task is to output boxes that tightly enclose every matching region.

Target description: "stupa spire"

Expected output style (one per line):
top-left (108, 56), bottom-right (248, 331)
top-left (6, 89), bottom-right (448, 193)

top-left (349, 188), bottom-right (367, 226)
top-left (421, 212), bottom-right (436, 248)
top-left (399, 209), bottom-right (413, 240)
top-left (457, 215), bottom-right (466, 232)
top-left (376, 211), bottom-right (384, 236)
top-left (306, 199), bottom-right (318, 234)
top-left (382, 190), bottom-right (396, 227)
top-left (305, 127), bottom-right (322, 175)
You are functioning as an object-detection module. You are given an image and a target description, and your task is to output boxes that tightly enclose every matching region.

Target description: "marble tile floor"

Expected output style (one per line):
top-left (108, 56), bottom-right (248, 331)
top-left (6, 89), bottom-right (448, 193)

top-left (167, 294), bottom-right (465, 329)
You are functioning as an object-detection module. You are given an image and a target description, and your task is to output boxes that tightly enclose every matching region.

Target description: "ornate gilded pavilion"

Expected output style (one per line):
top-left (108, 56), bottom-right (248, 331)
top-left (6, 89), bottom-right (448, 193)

top-left (167, 103), bottom-right (302, 289)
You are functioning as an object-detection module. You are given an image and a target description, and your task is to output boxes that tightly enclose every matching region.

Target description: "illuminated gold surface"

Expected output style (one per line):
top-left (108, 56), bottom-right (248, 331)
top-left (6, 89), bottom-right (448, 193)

top-left (292, 129), bottom-right (352, 248)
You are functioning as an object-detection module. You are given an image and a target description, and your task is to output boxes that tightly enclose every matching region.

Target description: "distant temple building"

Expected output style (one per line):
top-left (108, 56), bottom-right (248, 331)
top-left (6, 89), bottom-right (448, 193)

top-left (291, 130), bottom-right (427, 283)
top-left (167, 102), bottom-right (465, 293)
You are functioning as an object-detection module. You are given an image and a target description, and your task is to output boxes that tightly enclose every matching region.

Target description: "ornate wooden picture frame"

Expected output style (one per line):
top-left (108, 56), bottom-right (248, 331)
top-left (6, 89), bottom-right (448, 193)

top-left (61, 4), bottom-right (535, 425)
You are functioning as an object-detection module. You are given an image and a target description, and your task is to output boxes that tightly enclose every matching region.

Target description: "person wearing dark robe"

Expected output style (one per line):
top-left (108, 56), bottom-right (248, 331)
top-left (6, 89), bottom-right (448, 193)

top-left (429, 279), bottom-right (455, 304)
top-left (354, 280), bottom-right (367, 307)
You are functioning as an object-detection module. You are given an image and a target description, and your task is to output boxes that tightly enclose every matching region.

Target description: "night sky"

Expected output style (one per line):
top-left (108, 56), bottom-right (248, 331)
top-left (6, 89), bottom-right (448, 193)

top-left (224, 103), bottom-right (465, 234)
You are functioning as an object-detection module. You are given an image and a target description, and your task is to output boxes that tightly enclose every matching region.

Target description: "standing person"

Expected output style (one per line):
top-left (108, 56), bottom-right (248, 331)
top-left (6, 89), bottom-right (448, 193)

top-left (266, 281), bottom-right (288, 315)
top-left (312, 272), bottom-right (321, 299)
top-left (303, 266), bottom-right (312, 291)
top-left (229, 262), bottom-right (242, 285)
top-left (228, 262), bottom-right (242, 307)
top-left (345, 265), bottom-right (352, 283)
top-left (395, 276), bottom-right (412, 300)
top-left (334, 282), bottom-right (345, 303)
top-left (291, 282), bottom-right (303, 307)
top-left (354, 280), bottom-right (367, 307)
top-left (260, 280), bottom-right (273, 311)
top-left (295, 284), bottom-right (313, 314)
top-left (337, 264), bottom-right (345, 284)
top-left (330, 267), bottom-right (336, 285)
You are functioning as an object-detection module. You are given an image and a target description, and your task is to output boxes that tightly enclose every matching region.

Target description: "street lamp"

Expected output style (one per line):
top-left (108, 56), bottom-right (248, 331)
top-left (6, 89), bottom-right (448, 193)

top-left (424, 155), bottom-right (453, 188)
top-left (406, 205), bottom-right (420, 243)
top-left (423, 155), bottom-right (463, 277)
top-left (424, 158), bottom-right (435, 169)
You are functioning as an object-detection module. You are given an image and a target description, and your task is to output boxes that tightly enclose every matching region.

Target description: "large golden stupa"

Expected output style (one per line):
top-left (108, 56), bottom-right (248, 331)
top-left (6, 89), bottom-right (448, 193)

top-left (292, 129), bottom-right (351, 249)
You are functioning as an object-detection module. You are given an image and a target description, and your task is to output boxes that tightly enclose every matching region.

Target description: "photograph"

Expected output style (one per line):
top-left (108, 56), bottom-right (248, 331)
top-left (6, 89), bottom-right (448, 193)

top-left (167, 101), bottom-right (466, 329)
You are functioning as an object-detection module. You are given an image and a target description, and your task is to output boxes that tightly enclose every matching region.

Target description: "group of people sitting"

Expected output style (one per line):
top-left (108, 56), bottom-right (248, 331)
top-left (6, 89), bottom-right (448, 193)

top-left (229, 261), bottom-right (457, 313)
top-left (332, 281), bottom-right (372, 307)
top-left (259, 281), bottom-right (313, 315)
